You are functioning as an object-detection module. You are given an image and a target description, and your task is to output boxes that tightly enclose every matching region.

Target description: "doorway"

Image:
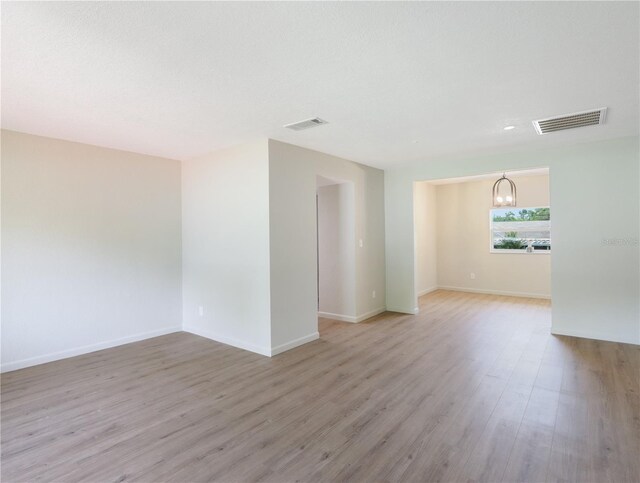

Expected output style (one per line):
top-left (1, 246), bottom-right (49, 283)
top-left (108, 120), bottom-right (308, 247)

top-left (413, 167), bottom-right (552, 308)
top-left (316, 176), bottom-right (357, 322)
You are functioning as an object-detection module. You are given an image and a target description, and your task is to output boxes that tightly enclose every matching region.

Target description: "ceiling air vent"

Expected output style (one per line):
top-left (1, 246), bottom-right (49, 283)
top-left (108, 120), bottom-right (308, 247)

top-left (533, 107), bottom-right (607, 135)
top-left (283, 117), bottom-right (328, 131)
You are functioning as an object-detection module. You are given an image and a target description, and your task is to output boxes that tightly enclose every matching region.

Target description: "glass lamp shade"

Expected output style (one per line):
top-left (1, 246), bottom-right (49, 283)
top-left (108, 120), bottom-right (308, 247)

top-left (492, 174), bottom-right (517, 207)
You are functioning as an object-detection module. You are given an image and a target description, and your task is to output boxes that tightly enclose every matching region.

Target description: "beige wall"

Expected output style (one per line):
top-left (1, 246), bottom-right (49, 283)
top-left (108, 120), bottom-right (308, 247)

top-left (1, 130), bottom-right (182, 371)
top-left (386, 137), bottom-right (639, 345)
top-left (414, 181), bottom-right (438, 296)
top-left (435, 174), bottom-right (551, 298)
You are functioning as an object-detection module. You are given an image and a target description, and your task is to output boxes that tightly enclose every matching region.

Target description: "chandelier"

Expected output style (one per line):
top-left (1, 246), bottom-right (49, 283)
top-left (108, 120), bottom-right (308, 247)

top-left (492, 173), bottom-right (517, 207)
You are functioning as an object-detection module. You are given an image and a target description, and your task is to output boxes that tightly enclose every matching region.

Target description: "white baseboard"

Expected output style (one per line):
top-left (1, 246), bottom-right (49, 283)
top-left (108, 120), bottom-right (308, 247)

top-left (183, 326), bottom-right (271, 356)
top-left (356, 306), bottom-right (387, 322)
top-left (551, 327), bottom-right (639, 346)
top-left (417, 286), bottom-right (439, 297)
top-left (4, 325), bottom-right (320, 371)
top-left (437, 286), bottom-right (551, 300)
top-left (318, 306), bottom-right (386, 323)
top-left (271, 332), bottom-right (320, 356)
top-left (1, 326), bottom-right (182, 373)
top-left (393, 285), bottom-right (549, 315)
top-left (185, 327), bottom-right (320, 357)
top-left (318, 311), bottom-right (357, 323)
top-left (385, 306), bottom-right (419, 315)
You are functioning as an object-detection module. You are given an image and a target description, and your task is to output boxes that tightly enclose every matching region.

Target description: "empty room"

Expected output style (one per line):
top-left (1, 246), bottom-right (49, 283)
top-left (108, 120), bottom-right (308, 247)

top-left (414, 169), bottom-right (552, 302)
top-left (1, 2), bottom-right (638, 483)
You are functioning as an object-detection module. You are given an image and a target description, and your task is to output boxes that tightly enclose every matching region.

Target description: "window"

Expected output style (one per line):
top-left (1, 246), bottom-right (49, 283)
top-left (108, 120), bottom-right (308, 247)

top-left (490, 207), bottom-right (550, 253)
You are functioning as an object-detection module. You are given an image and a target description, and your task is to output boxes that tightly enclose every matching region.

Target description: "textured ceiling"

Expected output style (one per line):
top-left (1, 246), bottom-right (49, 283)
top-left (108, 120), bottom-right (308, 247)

top-left (2, 2), bottom-right (638, 169)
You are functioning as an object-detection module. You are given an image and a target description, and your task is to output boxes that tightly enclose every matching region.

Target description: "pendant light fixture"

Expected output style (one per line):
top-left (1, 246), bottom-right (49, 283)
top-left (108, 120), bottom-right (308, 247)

top-left (492, 172), bottom-right (517, 207)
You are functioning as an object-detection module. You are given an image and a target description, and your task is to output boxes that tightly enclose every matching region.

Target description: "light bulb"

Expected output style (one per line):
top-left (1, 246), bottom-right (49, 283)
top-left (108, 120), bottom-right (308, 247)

top-left (506, 195), bottom-right (513, 202)
top-left (496, 196), bottom-right (504, 203)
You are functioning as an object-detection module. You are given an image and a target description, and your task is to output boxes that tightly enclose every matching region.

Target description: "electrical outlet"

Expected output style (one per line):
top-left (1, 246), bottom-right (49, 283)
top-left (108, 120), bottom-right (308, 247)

top-left (470, 272), bottom-right (476, 280)
top-left (372, 290), bottom-right (376, 299)
top-left (198, 306), bottom-right (204, 317)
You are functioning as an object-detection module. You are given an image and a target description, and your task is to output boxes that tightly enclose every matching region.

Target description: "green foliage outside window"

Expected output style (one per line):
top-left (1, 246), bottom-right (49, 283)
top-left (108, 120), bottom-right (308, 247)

top-left (492, 207), bottom-right (550, 222)
top-left (494, 239), bottom-right (525, 249)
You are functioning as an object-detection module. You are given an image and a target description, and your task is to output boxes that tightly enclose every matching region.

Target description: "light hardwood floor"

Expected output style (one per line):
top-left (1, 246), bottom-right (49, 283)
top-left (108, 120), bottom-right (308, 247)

top-left (2, 290), bottom-right (639, 482)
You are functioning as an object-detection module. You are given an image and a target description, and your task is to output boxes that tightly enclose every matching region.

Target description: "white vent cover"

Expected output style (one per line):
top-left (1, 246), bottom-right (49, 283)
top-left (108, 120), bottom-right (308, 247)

top-left (533, 107), bottom-right (607, 135)
top-left (283, 117), bottom-right (328, 131)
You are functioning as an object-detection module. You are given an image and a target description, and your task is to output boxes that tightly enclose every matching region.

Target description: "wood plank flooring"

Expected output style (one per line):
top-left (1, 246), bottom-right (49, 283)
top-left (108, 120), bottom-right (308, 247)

top-left (2, 290), bottom-right (639, 482)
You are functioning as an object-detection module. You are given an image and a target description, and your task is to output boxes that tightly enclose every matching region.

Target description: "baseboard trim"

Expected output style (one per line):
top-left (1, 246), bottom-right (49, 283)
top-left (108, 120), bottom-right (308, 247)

top-left (271, 332), bottom-right (320, 356)
top-left (417, 286), bottom-right (439, 297)
top-left (551, 327), bottom-right (639, 346)
top-left (318, 311), bottom-right (357, 323)
top-left (183, 326), bottom-right (271, 356)
top-left (437, 286), bottom-right (551, 300)
top-left (1, 326), bottom-right (182, 373)
top-left (356, 307), bottom-right (387, 322)
top-left (385, 306), bottom-right (419, 315)
top-left (318, 306), bottom-right (386, 323)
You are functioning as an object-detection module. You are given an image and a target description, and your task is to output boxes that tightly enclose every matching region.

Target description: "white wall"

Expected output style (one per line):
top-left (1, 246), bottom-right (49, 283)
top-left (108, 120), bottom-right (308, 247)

top-left (183, 140), bottom-right (384, 355)
top-left (268, 140), bottom-right (386, 350)
top-left (317, 182), bottom-right (356, 318)
top-left (4, 130), bottom-right (636, 372)
top-left (1, 130), bottom-right (182, 371)
top-left (386, 136), bottom-right (640, 345)
top-left (181, 139), bottom-right (272, 355)
top-left (435, 174), bottom-right (551, 298)
top-left (413, 181), bottom-right (438, 296)
top-left (2, 134), bottom-right (384, 368)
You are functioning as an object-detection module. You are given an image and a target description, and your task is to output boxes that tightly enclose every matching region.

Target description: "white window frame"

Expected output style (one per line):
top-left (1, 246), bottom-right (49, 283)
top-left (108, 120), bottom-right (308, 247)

top-left (489, 206), bottom-right (551, 255)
